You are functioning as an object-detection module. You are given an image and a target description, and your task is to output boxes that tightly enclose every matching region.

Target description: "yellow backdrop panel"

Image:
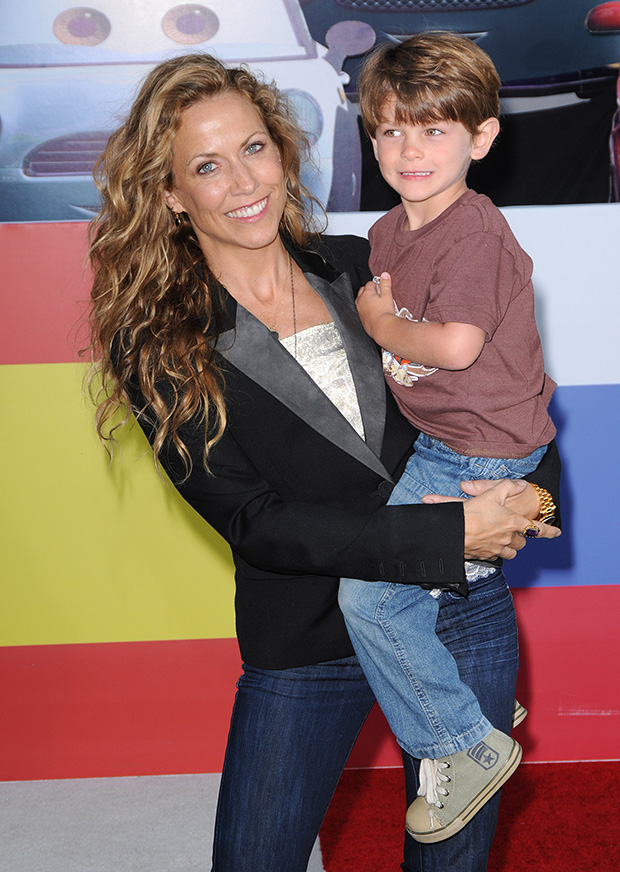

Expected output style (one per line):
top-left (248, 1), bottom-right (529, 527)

top-left (1, 362), bottom-right (236, 647)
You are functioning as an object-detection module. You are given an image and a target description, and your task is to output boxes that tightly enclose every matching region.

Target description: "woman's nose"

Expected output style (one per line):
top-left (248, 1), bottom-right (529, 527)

top-left (229, 161), bottom-right (258, 194)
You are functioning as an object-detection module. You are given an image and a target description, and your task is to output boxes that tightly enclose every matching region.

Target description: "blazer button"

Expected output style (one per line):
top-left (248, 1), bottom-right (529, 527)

top-left (378, 481), bottom-right (394, 498)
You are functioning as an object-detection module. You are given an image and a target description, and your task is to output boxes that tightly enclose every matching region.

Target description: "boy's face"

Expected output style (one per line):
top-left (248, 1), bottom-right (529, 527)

top-left (371, 98), bottom-right (499, 227)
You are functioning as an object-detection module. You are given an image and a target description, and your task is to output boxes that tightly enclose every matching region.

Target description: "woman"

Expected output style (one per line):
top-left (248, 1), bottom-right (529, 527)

top-left (88, 54), bottom-right (561, 872)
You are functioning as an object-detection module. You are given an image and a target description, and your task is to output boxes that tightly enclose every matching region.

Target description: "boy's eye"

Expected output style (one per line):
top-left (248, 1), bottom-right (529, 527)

top-left (383, 128), bottom-right (401, 138)
top-left (426, 128), bottom-right (443, 137)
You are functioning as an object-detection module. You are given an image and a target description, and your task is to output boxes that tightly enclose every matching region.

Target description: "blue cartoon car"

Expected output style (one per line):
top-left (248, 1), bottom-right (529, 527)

top-left (300, 0), bottom-right (620, 205)
top-left (0, 0), bottom-right (375, 222)
top-left (300, 0), bottom-right (620, 98)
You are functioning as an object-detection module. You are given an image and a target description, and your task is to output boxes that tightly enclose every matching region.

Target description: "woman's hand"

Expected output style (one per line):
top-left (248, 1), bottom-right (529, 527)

top-left (422, 479), bottom-right (561, 561)
top-left (459, 478), bottom-right (541, 519)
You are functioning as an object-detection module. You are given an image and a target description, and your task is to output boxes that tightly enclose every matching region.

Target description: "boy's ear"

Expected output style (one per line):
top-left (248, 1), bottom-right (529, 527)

top-left (471, 118), bottom-right (500, 160)
top-left (370, 136), bottom-right (379, 161)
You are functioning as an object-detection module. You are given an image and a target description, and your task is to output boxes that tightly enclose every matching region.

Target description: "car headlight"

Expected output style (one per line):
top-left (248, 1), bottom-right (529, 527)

top-left (284, 90), bottom-right (324, 146)
top-left (162, 5), bottom-right (220, 44)
top-left (53, 7), bottom-right (111, 46)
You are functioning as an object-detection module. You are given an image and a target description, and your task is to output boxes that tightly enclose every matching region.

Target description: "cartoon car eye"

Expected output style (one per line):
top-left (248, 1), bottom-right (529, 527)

top-left (53, 7), bottom-right (111, 46)
top-left (285, 90), bottom-right (323, 146)
top-left (161, 4), bottom-right (220, 44)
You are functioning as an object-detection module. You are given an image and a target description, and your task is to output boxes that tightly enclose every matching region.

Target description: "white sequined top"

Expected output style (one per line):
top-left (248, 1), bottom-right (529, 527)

top-left (280, 321), bottom-right (365, 440)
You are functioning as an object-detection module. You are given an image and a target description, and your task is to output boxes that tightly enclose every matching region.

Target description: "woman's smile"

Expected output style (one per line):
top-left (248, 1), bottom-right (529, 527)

top-left (225, 195), bottom-right (271, 221)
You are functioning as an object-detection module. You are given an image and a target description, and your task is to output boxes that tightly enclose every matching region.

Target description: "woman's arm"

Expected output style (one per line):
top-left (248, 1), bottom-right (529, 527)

top-left (140, 402), bottom-right (558, 595)
top-left (461, 480), bottom-right (560, 560)
top-left (163, 417), bottom-right (467, 589)
top-left (456, 439), bottom-right (561, 527)
top-left (424, 438), bottom-right (562, 556)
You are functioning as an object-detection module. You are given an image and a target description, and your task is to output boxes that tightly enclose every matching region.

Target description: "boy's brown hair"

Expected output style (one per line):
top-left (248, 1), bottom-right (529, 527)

top-left (359, 31), bottom-right (501, 138)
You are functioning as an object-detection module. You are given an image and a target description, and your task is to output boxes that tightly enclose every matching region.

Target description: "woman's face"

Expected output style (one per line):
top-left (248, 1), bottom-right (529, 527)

top-left (164, 91), bottom-right (287, 262)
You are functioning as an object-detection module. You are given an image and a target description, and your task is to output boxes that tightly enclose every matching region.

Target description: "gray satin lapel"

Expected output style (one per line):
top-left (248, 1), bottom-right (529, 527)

top-left (312, 272), bottom-right (387, 459)
top-left (216, 279), bottom-right (391, 479)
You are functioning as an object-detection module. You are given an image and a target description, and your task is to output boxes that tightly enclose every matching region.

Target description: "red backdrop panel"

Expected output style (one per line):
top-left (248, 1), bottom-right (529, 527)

top-left (1, 585), bottom-right (618, 781)
top-left (0, 222), bottom-right (90, 365)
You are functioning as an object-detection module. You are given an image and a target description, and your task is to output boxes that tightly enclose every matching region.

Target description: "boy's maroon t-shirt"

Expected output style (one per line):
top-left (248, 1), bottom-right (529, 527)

top-left (368, 189), bottom-right (556, 458)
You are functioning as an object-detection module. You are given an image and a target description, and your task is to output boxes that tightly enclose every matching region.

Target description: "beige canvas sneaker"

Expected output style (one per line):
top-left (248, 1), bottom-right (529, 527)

top-left (406, 728), bottom-right (522, 844)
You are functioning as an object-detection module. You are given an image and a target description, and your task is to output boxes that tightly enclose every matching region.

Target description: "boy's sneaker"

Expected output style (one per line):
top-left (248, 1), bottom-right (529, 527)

top-left (512, 699), bottom-right (527, 728)
top-left (406, 728), bottom-right (522, 844)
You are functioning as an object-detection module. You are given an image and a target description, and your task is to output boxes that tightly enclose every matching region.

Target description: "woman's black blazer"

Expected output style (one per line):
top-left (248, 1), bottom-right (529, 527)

top-left (129, 234), bottom-right (561, 669)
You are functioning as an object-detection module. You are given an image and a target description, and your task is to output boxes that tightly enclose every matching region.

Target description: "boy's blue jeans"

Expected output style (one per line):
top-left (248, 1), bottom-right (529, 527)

top-left (339, 432), bottom-right (546, 758)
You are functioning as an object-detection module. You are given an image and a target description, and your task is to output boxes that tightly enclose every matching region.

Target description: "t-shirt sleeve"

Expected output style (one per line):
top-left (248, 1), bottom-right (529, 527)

top-left (424, 232), bottom-right (520, 339)
top-left (368, 210), bottom-right (398, 278)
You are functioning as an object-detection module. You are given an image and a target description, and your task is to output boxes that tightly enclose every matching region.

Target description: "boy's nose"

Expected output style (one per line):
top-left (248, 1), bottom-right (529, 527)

top-left (402, 138), bottom-right (423, 160)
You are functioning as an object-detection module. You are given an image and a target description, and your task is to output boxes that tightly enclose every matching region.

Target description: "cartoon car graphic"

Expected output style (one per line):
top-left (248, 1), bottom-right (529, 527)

top-left (0, 0), bottom-right (375, 222)
top-left (587, 3), bottom-right (620, 198)
top-left (612, 60), bottom-right (620, 200)
top-left (300, 0), bottom-right (620, 205)
top-left (300, 0), bottom-right (620, 99)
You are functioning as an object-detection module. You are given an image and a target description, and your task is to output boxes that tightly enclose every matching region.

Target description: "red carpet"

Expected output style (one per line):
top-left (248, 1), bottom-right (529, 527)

top-left (320, 761), bottom-right (620, 871)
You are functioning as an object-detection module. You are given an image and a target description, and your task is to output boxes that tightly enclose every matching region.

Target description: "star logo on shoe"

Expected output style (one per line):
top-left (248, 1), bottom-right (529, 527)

top-left (466, 740), bottom-right (499, 770)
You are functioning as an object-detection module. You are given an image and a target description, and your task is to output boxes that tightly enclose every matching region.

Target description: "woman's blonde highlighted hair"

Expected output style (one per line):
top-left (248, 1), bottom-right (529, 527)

top-left (88, 53), bottom-right (320, 477)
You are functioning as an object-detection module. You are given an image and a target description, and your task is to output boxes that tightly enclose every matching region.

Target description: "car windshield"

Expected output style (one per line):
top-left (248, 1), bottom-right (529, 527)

top-left (0, 0), bottom-right (316, 65)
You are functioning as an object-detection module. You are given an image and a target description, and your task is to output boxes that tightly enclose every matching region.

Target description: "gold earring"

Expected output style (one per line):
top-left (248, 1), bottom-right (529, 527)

top-left (168, 206), bottom-right (182, 226)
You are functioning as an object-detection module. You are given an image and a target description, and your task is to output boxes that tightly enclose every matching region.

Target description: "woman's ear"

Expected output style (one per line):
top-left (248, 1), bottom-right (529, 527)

top-left (471, 117), bottom-right (500, 160)
top-left (163, 188), bottom-right (184, 214)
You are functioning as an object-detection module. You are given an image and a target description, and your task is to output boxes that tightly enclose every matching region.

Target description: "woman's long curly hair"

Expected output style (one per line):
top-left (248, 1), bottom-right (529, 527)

top-left (88, 53), bottom-right (321, 476)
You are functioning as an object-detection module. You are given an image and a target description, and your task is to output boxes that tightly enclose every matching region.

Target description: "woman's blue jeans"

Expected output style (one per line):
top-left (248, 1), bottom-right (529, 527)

top-left (211, 569), bottom-right (519, 872)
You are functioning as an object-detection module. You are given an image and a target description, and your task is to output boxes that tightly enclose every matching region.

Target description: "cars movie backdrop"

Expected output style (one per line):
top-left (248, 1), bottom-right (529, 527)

top-left (1, 0), bottom-right (620, 792)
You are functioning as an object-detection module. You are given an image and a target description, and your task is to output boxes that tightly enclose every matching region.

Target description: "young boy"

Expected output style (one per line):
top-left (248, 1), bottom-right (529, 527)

top-left (338, 32), bottom-right (557, 843)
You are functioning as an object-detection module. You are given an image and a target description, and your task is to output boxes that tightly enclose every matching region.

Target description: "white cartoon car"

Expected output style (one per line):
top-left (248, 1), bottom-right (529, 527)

top-left (0, 0), bottom-right (374, 222)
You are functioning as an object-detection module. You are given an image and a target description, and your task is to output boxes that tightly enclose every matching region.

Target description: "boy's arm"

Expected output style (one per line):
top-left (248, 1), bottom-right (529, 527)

top-left (357, 272), bottom-right (485, 371)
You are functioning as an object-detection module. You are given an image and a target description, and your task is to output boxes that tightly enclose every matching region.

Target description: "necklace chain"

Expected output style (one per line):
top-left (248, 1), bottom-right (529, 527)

top-left (290, 253), bottom-right (297, 359)
top-left (266, 252), bottom-right (291, 334)
top-left (267, 252), bottom-right (297, 359)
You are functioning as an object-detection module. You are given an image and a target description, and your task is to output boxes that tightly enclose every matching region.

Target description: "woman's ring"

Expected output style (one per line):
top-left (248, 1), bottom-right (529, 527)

top-left (373, 275), bottom-right (382, 286)
top-left (522, 524), bottom-right (540, 538)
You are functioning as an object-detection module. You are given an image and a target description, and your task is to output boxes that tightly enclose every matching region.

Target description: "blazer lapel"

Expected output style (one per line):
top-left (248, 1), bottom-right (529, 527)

top-left (309, 271), bottom-right (387, 460)
top-left (215, 272), bottom-right (392, 480)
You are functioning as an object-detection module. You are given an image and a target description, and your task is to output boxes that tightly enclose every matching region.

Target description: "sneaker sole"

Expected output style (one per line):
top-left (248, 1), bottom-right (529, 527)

top-left (406, 740), bottom-right (522, 844)
top-left (512, 700), bottom-right (527, 729)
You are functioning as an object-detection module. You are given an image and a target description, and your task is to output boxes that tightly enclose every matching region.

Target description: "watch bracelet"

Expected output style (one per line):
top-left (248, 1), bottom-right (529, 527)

top-left (530, 483), bottom-right (556, 524)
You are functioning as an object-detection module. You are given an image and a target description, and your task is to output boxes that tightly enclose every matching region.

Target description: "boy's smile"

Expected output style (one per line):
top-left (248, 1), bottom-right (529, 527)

top-left (372, 98), bottom-right (499, 229)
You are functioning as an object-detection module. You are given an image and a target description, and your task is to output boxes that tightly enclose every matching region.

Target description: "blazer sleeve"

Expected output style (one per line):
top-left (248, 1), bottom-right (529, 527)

top-left (153, 414), bottom-right (466, 590)
top-left (524, 438), bottom-right (562, 527)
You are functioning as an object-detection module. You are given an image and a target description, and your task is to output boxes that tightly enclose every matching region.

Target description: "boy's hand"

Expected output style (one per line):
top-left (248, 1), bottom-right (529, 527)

top-left (356, 272), bottom-right (396, 341)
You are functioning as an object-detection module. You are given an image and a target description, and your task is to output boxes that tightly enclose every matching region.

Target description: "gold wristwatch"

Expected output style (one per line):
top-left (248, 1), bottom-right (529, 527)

top-left (530, 484), bottom-right (556, 524)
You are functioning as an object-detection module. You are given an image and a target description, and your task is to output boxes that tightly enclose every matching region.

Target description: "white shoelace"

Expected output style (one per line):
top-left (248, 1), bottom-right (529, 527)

top-left (417, 758), bottom-right (451, 828)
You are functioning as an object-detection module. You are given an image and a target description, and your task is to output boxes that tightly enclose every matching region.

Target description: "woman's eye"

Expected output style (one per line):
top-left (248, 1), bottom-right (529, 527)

top-left (197, 161), bottom-right (216, 175)
top-left (246, 141), bottom-right (264, 155)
